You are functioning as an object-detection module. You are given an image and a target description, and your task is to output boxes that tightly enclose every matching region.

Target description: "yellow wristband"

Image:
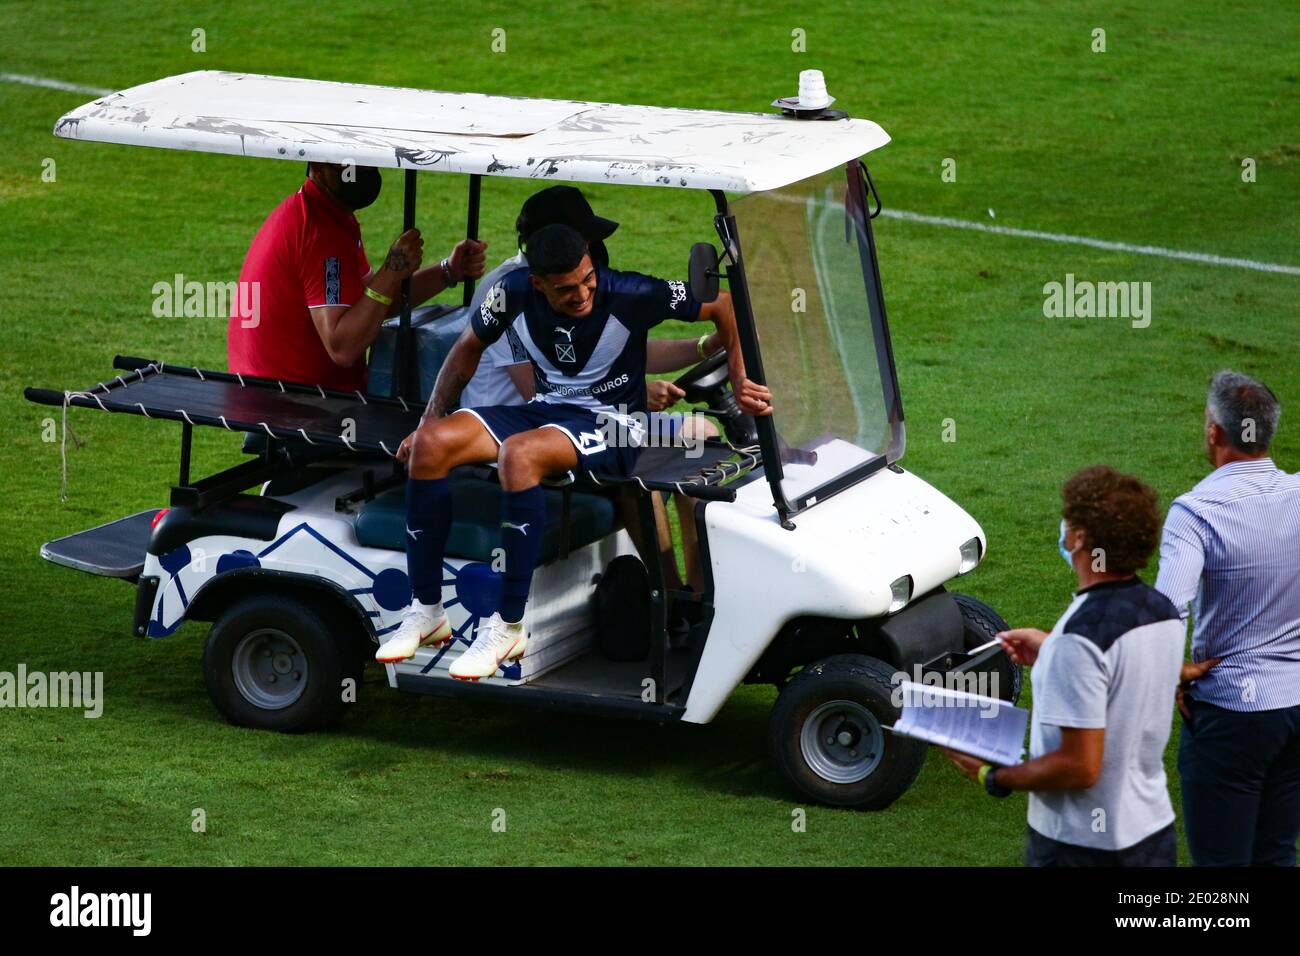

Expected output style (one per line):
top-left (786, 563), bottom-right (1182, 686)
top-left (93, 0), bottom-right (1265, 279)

top-left (365, 286), bottom-right (393, 306)
top-left (977, 764), bottom-right (993, 786)
top-left (696, 333), bottom-right (710, 360)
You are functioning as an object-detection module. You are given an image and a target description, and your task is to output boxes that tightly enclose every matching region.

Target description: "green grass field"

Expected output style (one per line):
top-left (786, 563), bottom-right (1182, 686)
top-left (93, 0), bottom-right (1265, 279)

top-left (0, 0), bottom-right (1296, 865)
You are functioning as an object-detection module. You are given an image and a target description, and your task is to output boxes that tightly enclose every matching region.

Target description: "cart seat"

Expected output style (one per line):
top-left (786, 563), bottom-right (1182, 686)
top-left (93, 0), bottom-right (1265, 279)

top-left (353, 474), bottom-right (617, 563)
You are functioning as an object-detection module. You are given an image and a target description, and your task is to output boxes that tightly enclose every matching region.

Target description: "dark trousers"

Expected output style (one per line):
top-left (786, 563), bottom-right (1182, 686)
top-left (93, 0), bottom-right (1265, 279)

top-left (1178, 699), bottom-right (1300, 866)
top-left (1025, 822), bottom-right (1177, 867)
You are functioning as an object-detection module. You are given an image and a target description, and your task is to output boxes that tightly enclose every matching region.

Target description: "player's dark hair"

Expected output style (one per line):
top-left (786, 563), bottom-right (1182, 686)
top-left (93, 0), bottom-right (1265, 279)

top-left (526, 224), bottom-right (589, 277)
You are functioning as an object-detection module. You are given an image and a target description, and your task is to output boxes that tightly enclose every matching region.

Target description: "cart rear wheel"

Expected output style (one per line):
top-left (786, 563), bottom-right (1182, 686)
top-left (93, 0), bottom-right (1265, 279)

top-left (769, 654), bottom-right (925, 810)
top-left (203, 593), bottom-right (364, 733)
top-left (953, 593), bottom-right (1022, 704)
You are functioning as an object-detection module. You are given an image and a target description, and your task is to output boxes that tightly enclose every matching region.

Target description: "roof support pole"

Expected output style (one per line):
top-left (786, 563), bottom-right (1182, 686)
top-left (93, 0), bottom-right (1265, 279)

top-left (178, 421), bottom-right (192, 486)
top-left (394, 168), bottom-right (418, 401)
top-left (709, 190), bottom-right (795, 529)
top-left (462, 173), bottom-right (482, 309)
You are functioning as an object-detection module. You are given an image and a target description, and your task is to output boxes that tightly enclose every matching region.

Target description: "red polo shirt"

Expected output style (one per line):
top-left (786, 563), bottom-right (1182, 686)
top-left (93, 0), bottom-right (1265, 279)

top-left (227, 178), bottom-right (372, 392)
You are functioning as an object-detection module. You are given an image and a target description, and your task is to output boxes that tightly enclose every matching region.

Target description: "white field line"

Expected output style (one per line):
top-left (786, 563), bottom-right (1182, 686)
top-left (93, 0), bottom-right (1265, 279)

top-left (0, 72), bottom-right (110, 96)
top-left (879, 208), bottom-right (1300, 277)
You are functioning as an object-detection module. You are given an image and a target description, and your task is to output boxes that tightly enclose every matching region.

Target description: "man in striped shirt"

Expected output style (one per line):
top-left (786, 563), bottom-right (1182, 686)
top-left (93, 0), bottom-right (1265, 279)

top-left (1155, 369), bottom-right (1300, 866)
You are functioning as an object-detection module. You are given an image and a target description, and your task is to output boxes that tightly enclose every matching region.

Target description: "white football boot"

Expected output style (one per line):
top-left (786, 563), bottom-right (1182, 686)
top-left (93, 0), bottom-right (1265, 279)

top-left (374, 601), bottom-right (453, 663)
top-left (448, 613), bottom-right (528, 681)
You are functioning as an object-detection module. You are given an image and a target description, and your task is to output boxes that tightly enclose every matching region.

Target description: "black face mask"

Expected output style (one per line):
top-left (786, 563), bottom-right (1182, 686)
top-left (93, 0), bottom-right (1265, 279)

top-left (334, 166), bottom-right (382, 210)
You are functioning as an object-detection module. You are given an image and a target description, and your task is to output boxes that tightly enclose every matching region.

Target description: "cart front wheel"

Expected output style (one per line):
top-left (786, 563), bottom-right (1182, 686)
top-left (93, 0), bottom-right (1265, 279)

top-left (953, 593), bottom-right (1022, 704)
top-left (770, 654), bottom-right (925, 810)
top-left (203, 593), bottom-right (364, 733)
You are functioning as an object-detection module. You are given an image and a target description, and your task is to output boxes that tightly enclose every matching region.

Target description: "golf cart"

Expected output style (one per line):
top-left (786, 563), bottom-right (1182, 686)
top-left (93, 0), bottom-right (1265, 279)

top-left (28, 70), bottom-right (1018, 810)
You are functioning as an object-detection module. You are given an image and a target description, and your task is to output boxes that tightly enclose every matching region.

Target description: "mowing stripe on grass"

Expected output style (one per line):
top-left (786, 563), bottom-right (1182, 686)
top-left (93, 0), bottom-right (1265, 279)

top-left (1, 72), bottom-right (112, 96)
top-left (879, 208), bottom-right (1300, 277)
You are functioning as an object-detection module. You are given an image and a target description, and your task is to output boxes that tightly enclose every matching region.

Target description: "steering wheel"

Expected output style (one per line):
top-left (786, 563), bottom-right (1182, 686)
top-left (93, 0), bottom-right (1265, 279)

top-left (671, 349), bottom-right (730, 403)
top-left (670, 349), bottom-right (759, 447)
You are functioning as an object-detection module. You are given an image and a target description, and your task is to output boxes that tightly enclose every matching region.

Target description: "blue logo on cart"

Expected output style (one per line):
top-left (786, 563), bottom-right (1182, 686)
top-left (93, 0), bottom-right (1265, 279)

top-left (158, 545), bottom-right (191, 575)
top-left (455, 562), bottom-right (503, 617)
top-left (372, 567), bottom-right (411, 612)
top-left (147, 523), bottom-right (517, 689)
top-left (216, 550), bottom-right (260, 574)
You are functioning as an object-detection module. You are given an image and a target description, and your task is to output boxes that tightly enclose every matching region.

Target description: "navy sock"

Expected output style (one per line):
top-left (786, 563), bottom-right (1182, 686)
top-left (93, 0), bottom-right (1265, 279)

top-left (499, 485), bottom-right (547, 624)
top-left (405, 477), bottom-right (452, 605)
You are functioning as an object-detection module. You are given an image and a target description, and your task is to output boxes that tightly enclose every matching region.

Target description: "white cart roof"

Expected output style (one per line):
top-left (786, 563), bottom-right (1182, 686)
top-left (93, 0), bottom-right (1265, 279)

top-left (52, 70), bottom-right (889, 193)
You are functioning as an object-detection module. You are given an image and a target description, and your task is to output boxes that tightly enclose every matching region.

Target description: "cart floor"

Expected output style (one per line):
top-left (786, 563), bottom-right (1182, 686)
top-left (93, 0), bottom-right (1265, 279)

top-left (527, 647), bottom-right (698, 703)
top-left (394, 644), bottom-right (699, 719)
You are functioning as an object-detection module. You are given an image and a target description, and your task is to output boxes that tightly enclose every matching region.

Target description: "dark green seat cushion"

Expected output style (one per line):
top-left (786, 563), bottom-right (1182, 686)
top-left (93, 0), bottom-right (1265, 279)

top-left (354, 475), bottom-right (618, 563)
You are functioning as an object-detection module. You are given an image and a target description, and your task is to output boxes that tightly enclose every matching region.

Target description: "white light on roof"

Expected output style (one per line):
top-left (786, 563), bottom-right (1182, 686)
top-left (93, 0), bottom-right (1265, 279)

top-left (798, 70), bottom-right (832, 109)
top-left (772, 68), bottom-right (837, 112)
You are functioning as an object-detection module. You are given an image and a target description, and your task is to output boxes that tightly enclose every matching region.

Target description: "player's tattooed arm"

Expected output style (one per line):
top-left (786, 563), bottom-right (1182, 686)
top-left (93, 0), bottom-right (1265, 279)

top-left (422, 326), bottom-right (488, 421)
top-left (426, 368), bottom-right (472, 420)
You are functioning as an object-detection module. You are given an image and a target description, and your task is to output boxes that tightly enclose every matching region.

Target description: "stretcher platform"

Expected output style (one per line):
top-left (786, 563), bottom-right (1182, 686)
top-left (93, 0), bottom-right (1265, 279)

top-left (25, 356), bottom-right (763, 501)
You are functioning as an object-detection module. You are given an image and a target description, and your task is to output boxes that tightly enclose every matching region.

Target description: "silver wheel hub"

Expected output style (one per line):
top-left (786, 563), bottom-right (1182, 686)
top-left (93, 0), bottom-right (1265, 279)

top-left (232, 628), bottom-right (308, 710)
top-left (800, 700), bottom-right (884, 784)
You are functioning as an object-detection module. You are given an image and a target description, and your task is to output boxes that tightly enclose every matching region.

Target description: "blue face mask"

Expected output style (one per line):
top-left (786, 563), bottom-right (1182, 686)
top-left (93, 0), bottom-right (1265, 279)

top-left (1058, 518), bottom-right (1077, 567)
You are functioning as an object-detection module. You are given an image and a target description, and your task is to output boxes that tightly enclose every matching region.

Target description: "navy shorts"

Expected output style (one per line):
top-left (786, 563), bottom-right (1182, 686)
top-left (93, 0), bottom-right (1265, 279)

top-left (1024, 823), bottom-right (1177, 867)
top-left (455, 400), bottom-right (642, 477)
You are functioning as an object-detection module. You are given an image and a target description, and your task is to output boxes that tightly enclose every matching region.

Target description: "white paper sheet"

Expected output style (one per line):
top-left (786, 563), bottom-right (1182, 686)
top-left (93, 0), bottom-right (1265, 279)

top-left (891, 680), bottom-right (1027, 765)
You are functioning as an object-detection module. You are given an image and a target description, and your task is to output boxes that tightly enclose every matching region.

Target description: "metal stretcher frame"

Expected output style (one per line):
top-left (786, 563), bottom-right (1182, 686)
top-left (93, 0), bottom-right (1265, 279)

top-left (26, 355), bottom-right (421, 456)
top-left (25, 356), bottom-right (763, 503)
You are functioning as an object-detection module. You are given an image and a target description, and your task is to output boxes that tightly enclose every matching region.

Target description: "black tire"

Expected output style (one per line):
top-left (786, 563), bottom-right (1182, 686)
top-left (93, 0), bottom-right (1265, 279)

top-left (953, 593), bottom-right (1022, 704)
top-left (202, 593), bottom-right (365, 733)
top-left (769, 654), bottom-right (926, 810)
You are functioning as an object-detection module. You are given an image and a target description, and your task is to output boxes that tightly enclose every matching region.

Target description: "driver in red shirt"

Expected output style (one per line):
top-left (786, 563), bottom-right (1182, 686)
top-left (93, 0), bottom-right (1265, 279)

top-left (228, 162), bottom-right (486, 392)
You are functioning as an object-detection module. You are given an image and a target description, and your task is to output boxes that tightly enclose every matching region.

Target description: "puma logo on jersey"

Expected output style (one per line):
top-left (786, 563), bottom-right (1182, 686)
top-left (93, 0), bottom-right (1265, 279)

top-left (406, 525), bottom-right (422, 541)
top-left (502, 521), bottom-right (530, 535)
top-left (556, 326), bottom-right (576, 341)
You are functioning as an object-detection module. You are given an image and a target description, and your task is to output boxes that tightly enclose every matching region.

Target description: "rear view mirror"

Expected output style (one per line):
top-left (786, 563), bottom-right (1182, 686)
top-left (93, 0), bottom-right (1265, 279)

top-left (688, 242), bottom-right (720, 303)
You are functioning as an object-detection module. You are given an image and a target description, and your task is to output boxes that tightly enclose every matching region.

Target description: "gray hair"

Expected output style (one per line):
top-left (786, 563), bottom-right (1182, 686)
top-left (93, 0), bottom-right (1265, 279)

top-left (1207, 369), bottom-right (1280, 453)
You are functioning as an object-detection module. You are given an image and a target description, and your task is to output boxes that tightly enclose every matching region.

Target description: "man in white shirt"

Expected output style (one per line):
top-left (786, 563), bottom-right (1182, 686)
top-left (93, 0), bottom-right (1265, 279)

top-left (945, 466), bottom-right (1184, 866)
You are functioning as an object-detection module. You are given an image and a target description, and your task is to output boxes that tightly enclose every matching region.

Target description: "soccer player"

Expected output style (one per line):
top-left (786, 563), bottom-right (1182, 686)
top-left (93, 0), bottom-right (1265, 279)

top-left (376, 223), bottom-right (772, 678)
top-left (464, 184), bottom-right (725, 591)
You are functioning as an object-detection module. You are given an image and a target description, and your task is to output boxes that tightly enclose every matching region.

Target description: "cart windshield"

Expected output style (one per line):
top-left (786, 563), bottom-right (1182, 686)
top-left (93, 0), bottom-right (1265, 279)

top-left (730, 163), bottom-right (904, 511)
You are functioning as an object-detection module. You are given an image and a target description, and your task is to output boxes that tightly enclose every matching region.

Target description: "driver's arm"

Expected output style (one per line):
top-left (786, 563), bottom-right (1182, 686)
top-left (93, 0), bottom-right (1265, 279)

top-left (645, 332), bottom-right (722, 374)
top-left (310, 230), bottom-right (423, 369)
top-left (363, 238), bottom-right (488, 319)
top-left (423, 325), bottom-right (488, 420)
top-left (698, 292), bottom-right (772, 416)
